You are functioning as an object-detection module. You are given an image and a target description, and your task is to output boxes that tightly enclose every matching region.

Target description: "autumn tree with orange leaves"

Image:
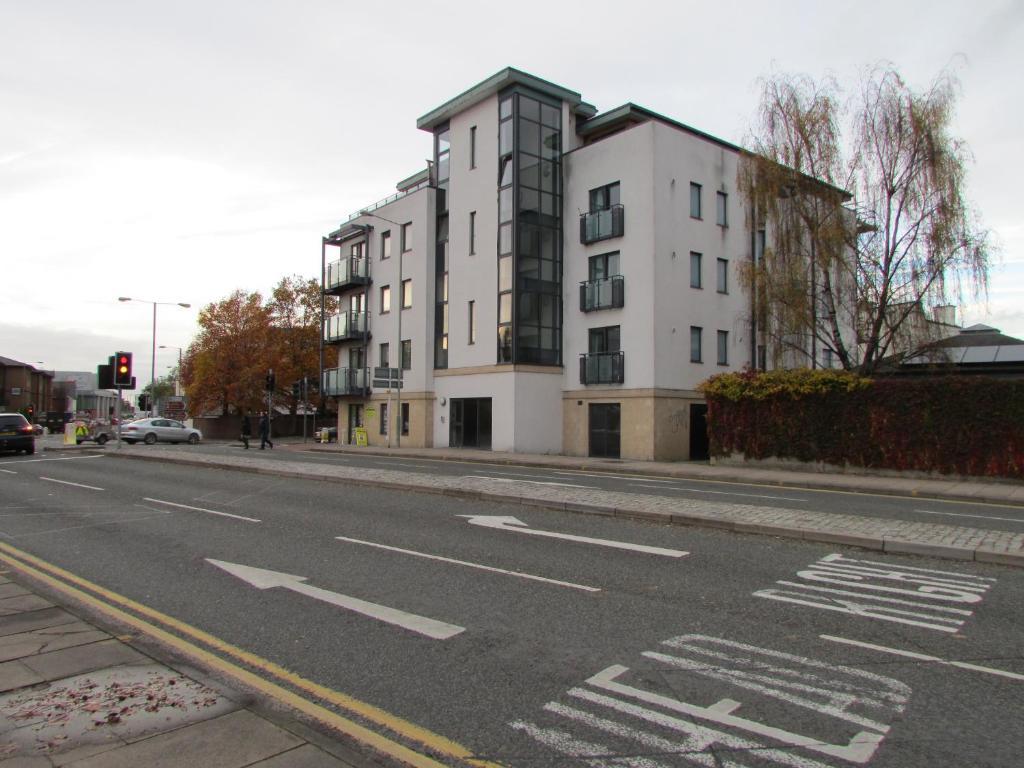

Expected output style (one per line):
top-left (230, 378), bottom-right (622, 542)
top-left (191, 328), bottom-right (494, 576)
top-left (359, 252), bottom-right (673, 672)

top-left (181, 276), bottom-right (333, 417)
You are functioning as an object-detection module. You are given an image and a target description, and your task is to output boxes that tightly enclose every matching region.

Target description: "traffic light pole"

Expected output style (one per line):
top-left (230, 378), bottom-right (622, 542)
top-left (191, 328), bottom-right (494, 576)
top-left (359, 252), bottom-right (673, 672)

top-left (115, 389), bottom-right (122, 449)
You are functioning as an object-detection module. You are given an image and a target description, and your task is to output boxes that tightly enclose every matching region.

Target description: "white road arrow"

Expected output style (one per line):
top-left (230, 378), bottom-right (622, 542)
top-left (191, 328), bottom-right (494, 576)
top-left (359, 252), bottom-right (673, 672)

top-left (459, 516), bottom-right (688, 558)
top-left (206, 559), bottom-right (464, 640)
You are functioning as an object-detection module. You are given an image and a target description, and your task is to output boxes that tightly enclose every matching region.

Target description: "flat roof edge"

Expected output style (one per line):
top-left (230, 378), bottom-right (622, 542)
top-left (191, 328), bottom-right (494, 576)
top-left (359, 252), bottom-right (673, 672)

top-left (417, 67), bottom-right (583, 131)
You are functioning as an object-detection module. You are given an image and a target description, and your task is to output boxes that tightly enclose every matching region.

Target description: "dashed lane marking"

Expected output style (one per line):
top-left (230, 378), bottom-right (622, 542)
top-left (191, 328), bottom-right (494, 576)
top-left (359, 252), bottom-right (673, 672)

top-left (820, 634), bottom-right (1024, 682)
top-left (335, 535), bottom-right (601, 592)
top-left (39, 477), bottom-right (104, 491)
top-left (142, 497), bottom-right (261, 523)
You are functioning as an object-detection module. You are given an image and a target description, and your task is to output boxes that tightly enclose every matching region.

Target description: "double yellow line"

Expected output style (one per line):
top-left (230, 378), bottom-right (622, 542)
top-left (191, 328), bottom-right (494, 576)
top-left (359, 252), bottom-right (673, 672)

top-left (0, 542), bottom-right (500, 768)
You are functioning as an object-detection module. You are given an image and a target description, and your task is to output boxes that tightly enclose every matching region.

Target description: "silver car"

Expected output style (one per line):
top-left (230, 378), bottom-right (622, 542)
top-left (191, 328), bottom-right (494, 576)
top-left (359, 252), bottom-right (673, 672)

top-left (122, 418), bottom-right (202, 445)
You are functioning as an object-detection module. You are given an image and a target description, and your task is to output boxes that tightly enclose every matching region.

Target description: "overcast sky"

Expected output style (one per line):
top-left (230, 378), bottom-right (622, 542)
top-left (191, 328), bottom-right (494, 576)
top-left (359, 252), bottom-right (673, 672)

top-left (3, 0), bottom-right (1021, 383)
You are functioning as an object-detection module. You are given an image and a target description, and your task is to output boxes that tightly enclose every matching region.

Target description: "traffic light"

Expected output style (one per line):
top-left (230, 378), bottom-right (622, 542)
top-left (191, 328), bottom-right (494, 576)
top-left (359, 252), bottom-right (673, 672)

top-left (26, 404), bottom-right (34, 420)
top-left (138, 394), bottom-right (150, 411)
top-left (292, 381), bottom-right (300, 398)
top-left (97, 360), bottom-right (114, 389)
top-left (115, 352), bottom-right (133, 387)
top-left (265, 370), bottom-right (276, 392)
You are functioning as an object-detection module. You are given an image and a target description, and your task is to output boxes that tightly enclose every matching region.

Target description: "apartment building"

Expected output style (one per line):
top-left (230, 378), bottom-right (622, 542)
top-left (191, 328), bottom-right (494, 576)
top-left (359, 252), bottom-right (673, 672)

top-left (321, 68), bottom-right (808, 460)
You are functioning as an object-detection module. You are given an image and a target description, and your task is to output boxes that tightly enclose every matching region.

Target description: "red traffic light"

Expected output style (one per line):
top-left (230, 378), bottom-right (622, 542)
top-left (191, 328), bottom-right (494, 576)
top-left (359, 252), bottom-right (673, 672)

top-left (114, 352), bottom-right (133, 387)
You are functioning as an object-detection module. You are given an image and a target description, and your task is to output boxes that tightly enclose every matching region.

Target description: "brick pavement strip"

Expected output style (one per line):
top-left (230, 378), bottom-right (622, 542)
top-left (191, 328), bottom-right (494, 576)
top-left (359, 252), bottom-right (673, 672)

top-left (112, 449), bottom-right (1024, 568)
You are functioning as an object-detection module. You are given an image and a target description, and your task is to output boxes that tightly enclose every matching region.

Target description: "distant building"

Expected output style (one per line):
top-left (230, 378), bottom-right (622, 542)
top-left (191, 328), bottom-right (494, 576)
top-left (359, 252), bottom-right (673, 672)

top-left (54, 371), bottom-right (121, 419)
top-left (320, 68), bottom-right (850, 460)
top-left (895, 324), bottom-right (1024, 378)
top-left (0, 357), bottom-right (52, 418)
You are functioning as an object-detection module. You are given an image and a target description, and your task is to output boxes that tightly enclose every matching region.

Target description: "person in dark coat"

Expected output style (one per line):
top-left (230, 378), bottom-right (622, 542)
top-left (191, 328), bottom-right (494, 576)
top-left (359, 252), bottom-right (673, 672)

top-left (240, 411), bottom-right (252, 449)
top-left (259, 412), bottom-right (273, 450)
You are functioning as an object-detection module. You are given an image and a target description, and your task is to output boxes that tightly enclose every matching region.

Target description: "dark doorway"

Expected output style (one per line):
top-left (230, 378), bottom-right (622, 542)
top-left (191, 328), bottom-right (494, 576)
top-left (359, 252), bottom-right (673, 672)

top-left (588, 403), bottom-right (621, 458)
top-left (450, 398), bottom-right (492, 449)
top-left (689, 403), bottom-right (709, 460)
top-left (347, 403), bottom-right (364, 444)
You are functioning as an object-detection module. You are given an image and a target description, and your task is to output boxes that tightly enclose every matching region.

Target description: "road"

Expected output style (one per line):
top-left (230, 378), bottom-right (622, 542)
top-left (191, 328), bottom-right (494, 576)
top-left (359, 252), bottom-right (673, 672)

top-left (183, 440), bottom-right (1024, 533)
top-left (0, 450), bottom-right (1021, 767)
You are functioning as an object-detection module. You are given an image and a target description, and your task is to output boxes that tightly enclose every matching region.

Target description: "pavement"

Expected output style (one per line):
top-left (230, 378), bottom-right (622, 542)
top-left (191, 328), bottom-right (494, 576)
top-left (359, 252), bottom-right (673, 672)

top-left (0, 569), bottom-right (376, 768)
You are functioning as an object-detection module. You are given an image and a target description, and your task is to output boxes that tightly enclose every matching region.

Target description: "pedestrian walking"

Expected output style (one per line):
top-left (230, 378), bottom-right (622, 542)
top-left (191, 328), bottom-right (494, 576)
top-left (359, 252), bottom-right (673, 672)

top-left (259, 412), bottom-right (273, 450)
top-left (240, 411), bottom-right (252, 449)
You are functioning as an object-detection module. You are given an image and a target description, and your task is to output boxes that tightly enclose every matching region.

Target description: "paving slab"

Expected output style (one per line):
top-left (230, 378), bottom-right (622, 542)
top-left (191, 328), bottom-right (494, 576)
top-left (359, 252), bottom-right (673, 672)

top-left (64, 709), bottom-right (303, 768)
top-left (21, 640), bottom-right (149, 683)
top-left (0, 623), bottom-right (109, 665)
top-left (0, 588), bottom-right (30, 603)
top-left (0, 597), bottom-right (54, 618)
top-left (249, 743), bottom-right (354, 768)
top-left (0, 663), bottom-right (237, 763)
top-left (0, 663), bottom-right (43, 695)
top-left (0, 610), bottom-right (79, 640)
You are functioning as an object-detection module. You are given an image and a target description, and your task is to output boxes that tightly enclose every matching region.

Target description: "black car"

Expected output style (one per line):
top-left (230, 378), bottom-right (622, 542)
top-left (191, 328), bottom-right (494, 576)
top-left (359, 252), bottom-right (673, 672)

top-left (0, 413), bottom-right (35, 455)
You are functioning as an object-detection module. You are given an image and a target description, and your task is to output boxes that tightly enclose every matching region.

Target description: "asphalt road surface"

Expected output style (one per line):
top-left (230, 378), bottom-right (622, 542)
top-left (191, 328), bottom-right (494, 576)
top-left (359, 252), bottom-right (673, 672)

top-left (0, 451), bottom-right (1021, 767)
top-left (190, 440), bottom-right (1024, 533)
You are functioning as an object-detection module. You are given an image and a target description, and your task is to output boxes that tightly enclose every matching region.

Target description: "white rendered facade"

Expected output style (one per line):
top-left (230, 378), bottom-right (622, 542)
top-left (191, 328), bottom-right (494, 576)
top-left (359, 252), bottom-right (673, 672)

top-left (322, 68), bottom-right (823, 460)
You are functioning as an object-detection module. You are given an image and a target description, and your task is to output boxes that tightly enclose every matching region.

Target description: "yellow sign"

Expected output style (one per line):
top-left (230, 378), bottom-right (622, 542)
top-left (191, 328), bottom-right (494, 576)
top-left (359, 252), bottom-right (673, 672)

top-left (354, 427), bottom-right (368, 447)
top-left (365, 407), bottom-right (376, 418)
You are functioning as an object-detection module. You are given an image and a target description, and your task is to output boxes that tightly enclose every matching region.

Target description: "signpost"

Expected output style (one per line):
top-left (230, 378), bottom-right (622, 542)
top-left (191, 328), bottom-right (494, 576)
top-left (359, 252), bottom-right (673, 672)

top-left (372, 367), bottom-right (403, 447)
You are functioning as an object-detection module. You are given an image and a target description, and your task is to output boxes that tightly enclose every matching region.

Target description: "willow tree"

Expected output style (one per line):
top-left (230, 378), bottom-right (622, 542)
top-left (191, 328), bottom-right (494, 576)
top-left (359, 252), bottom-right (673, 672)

top-left (740, 66), bottom-right (991, 374)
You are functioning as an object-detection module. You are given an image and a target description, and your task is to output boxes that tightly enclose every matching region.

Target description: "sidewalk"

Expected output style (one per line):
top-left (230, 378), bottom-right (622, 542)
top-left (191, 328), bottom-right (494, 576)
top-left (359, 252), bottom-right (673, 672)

top-left (0, 571), bottom-right (370, 767)
top-left (113, 444), bottom-right (1024, 568)
top-left (288, 440), bottom-right (1024, 507)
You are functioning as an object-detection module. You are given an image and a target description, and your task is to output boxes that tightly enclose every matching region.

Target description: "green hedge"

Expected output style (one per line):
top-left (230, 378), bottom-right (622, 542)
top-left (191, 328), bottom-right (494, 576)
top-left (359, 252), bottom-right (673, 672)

top-left (699, 370), bottom-right (1024, 478)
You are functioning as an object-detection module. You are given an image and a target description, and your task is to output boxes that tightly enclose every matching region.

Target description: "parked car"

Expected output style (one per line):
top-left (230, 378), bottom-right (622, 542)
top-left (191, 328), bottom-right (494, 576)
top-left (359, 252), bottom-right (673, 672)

top-left (122, 418), bottom-right (202, 445)
top-left (0, 413), bottom-right (35, 455)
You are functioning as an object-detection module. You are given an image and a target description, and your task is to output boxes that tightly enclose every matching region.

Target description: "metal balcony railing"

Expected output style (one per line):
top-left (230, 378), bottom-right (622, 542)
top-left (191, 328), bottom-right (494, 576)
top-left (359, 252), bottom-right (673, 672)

top-left (321, 367), bottom-right (369, 396)
top-left (580, 275), bottom-right (624, 312)
top-left (579, 204), bottom-right (624, 244)
top-left (579, 351), bottom-right (625, 385)
top-left (325, 257), bottom-right (370, 294)
top-left (323, 311), bottom-right (368, 343)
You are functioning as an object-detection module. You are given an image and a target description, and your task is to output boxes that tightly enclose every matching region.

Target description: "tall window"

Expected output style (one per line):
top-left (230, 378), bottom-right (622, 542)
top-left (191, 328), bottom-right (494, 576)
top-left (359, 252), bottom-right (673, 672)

top-left (401, 402), bottom-right (409, 436)
top-left (381, 231), bottom-right (391, 259)
top-left (470, 125), bottom-right (477, 169)
top-left (717, 330), bottom-right (728, 365)
top-left (379, 402), bottom-right (389, 435)
top-left (716, 258), bottom-right (729, 294)
top-left (589, 251), bottom-right (620, 281)
top-left (716, 192), bottom-right (728, 227)
top-left (379, 285), bottom-right (391, 313)
top-left (690, 326), bottom-right (703, 363)
top-left (690, 251), bottom-right (702, 289)
top-left (401, 279), bottom-right (413, 309)
top-left (690, 182), bottom-right (702, 219)
top-left (379, 342), bottom-right (390, 368)
top-left (434, 126), bottom-right (450, 368)
top-left (589, 182), bottom-right (620, 212)
top-left (823, 348), bottom-right (836, 369)
top-left (469, 211), bottom-right (476, 255)
top-left (589, 325), bottom-right (621, 353)
top-left (401, 222), bottom-right (412, 252)
top-left (468, 300), bottom-right (476, 344)
top-left (400, 339), bottom-right (412, 370)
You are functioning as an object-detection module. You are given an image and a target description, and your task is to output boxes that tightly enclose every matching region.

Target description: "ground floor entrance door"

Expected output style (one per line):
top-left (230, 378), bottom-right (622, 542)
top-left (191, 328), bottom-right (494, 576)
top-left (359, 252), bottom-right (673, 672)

top-left (347, 403), bottom-right (364, 444)
top-left (588, 403), bottom-right (621, 458)
top-left (450, 398), bottom-right (492, 449)
top-left (689, 402), bottom-right (709, 460)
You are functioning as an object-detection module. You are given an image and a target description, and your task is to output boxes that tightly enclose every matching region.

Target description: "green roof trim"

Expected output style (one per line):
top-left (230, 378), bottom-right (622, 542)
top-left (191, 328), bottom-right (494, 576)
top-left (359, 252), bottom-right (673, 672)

top-left (416, 67), bottom-right (583, 131)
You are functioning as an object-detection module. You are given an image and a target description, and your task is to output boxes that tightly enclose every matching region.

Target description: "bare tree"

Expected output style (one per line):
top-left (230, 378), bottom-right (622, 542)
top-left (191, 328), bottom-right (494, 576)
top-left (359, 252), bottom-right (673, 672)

top-left (740, 65), bottom-right (991, 374)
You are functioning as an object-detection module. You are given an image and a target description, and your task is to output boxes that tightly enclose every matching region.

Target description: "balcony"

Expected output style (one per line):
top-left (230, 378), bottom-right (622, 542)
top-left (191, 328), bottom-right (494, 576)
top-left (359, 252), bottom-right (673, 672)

top-left (579, 351), bottom-right (624, 385)
top-left (580, 275), bottom-right (624, 312)
top-left (579, 204), bottom-right (624, 244)
top-left (321, 367), bottom-right (369, 397)
top-left (324, 256), bottom-right (371, 295)
top-left (323, 311), bottom-right (369, 343)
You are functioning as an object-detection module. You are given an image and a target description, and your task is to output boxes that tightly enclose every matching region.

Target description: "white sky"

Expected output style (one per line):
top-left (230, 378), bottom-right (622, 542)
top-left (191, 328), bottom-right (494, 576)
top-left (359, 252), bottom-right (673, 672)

top-left (3, 0), bottom-right (1021, 382)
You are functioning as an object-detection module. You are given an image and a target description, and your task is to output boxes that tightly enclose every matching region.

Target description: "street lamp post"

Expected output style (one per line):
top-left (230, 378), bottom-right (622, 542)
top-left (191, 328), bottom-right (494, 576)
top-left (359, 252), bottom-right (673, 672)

top-left (118, 297), bottom-right (190, 416)
top-left (159, 345), bottom-right (183, 395)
